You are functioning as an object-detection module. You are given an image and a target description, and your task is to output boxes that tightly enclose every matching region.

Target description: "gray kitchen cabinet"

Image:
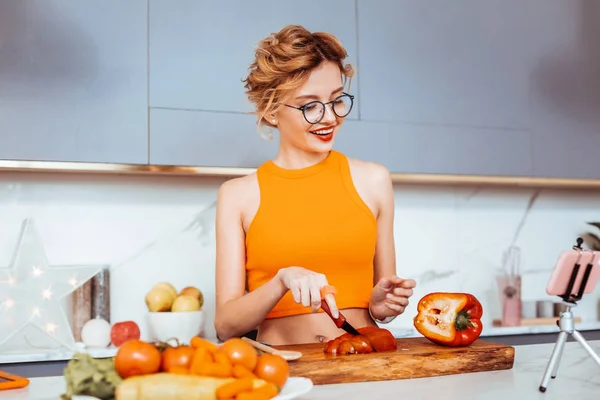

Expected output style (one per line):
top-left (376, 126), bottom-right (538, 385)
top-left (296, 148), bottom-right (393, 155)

top-left (335, 120), bottom-right (534, 176)
top-left (356, 0), bottom-right (531, 130)
top-left (0, 1), bottom-right (148, 164)
top-left (150, 109), bottom-right (278, 167)
top-left (528, 0), bottom-right (600, 179)
top-left (150, 107), bottom-right (534, 177)
top-left (148, 0), bottom-right (359, 118)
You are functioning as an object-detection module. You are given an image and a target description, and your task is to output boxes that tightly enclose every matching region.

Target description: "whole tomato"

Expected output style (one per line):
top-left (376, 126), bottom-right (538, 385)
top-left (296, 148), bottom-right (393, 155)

top-left (114, 339), bottom-right (161, 378)
top-left (161, 345), bottom-right (194, 372)
top-left (110, 321), bottom-right (141, 347)
top-left (254, 354), bottom-right (289, 389)
top-left (220, 338), bottom-right (258, 371)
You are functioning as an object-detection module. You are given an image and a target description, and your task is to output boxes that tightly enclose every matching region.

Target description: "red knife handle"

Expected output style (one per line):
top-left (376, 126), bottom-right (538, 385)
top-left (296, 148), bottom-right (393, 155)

top-left (321, 298), bottom-right (346, 329)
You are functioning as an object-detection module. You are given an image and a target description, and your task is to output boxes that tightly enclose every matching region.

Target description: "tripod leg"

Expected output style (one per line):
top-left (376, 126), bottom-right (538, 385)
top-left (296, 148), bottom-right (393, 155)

top-left (539, 331), bottom-right (568, 392)
top-left (572, 330), bottom-right (600, 367)
top-left (550, 332), bottom-right (568, 378)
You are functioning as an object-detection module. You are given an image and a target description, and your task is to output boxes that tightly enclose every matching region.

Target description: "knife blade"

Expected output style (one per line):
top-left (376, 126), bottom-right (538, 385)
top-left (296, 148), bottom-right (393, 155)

top-left (321, 297), bottom-right (361, 336)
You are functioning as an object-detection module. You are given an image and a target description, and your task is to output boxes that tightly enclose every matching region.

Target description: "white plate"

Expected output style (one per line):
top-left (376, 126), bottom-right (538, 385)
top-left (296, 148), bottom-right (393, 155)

top-left (275, 377), bottom-right (314, 399)
top-left (72, 377), bottom-right (313, 400)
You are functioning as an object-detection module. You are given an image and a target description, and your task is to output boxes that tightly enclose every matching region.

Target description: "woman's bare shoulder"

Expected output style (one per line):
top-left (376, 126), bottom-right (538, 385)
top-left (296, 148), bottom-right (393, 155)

top-left (218, 173), bottom-right (259, 204)
top-left (346, 156), bottom-right (392, 186)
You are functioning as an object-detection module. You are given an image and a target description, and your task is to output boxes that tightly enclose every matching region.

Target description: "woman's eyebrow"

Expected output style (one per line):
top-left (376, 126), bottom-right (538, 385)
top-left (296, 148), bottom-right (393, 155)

top-left (295, 86), bottom-right (344, 101)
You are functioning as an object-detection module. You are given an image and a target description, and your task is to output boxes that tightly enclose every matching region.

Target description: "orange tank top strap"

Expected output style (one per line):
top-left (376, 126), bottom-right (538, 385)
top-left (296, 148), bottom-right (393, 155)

top-left (245, 150), bottom-right (377, 319)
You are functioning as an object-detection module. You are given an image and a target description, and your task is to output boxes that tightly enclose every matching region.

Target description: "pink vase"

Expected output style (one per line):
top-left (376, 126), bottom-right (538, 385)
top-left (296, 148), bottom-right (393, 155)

top-left (496, 275), bottom-right (522, 326)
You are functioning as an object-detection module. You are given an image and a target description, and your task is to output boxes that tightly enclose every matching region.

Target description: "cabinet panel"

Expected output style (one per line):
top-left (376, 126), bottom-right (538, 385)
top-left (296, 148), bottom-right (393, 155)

top-left (0, 1), bottom-right (149, 164)
top-left (150, 109), bottom-right (278, 167)
top-left (528, 0), bottom-right (600, 178)
top-left (149, 0), bottom-right (358, 117)
top-left (335, 120), bottom-right (534, 176)
top-left (357, 0), bottom-right (531, 130)
top-left (151, 107), bottom-right (533, 177)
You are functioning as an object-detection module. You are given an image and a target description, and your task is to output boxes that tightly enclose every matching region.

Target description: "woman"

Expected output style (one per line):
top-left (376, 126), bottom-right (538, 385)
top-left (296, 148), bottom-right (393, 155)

top-left (214, 25), bottom-right (416, 345)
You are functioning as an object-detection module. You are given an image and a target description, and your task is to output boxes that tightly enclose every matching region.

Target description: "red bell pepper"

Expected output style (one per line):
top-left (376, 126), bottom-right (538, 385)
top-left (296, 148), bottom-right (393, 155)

top-left (413, 292), bottom-right (483, 347)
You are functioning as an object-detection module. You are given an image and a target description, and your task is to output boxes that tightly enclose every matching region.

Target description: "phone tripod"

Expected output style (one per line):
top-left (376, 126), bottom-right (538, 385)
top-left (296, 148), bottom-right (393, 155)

top-left (539, 239), bottom-right (600, 393)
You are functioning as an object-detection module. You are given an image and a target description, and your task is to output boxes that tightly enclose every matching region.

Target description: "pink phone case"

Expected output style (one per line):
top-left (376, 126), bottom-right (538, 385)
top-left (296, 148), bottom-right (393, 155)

top-left (546, 249), bottom-right (600, 297)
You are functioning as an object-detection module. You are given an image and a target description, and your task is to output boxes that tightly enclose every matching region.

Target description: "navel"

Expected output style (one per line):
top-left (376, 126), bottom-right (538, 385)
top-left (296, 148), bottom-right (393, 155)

top-left (316, 335), bottom-right (327, 343)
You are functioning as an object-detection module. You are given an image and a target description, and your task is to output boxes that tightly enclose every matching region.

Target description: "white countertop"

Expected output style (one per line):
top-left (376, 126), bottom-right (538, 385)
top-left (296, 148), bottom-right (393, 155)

top-left (2, 340), bottom-right (599, 400)
top-left (388, 320), bottom-right (600, 338)
top-left (2, 320), bottom-right (599, 365)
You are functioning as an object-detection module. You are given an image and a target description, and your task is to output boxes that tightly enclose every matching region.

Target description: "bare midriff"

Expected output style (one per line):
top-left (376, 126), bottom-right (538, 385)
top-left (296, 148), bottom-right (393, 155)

top-left (256, 308), bottom-right (377, 345)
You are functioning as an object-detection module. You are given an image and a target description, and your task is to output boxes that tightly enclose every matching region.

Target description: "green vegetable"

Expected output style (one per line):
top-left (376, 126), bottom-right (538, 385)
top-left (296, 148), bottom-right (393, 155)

top-left (61, 352), bottom-right (122, 400)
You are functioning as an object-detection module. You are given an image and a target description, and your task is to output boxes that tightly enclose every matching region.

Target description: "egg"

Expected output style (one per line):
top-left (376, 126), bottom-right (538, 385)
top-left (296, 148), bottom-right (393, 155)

top-left (81, 318), bottom-right (111, 348)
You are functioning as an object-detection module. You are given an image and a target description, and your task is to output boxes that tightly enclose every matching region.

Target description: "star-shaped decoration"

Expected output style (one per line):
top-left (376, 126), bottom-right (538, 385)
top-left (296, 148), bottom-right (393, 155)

top-left (0, 218), bottom-right (103, 352)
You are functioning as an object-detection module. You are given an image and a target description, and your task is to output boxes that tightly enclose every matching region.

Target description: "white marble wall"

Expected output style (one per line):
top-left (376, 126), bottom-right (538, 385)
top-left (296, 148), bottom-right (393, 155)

top-left (1, 170), bottom-right (600, 349)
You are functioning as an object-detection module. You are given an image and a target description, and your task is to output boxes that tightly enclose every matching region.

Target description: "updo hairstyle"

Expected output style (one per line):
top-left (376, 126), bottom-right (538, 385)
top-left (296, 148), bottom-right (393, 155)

top-left (243, 25), bottom-right (354, 138)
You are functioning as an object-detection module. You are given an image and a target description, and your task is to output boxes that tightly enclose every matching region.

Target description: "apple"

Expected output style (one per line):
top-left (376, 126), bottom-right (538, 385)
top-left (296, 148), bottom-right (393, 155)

top-left (171, 295), bottom-right (201, 312)
top-left (179, 286), bottom-right (204, 308)
top-left (152, 282), bottom-right (177, 301)
top-left (145, 287), bottom-right (174, 312)
top-left (110, 321), bottom-right (141, 347)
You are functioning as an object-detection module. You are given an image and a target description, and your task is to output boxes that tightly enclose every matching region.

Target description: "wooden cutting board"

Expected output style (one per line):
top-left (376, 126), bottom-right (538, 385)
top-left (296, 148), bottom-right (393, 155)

top-left (276, 337), bottom-right (515, 385)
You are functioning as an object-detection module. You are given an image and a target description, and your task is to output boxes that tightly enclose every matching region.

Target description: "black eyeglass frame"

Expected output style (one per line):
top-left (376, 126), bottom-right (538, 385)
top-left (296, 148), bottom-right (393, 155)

top-left (282, 92), bottom-right (355, 124)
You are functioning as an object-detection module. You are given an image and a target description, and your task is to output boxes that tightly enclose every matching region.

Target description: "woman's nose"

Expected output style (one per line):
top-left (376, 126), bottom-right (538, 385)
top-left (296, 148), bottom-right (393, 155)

top-left (321, 104), bottom-right (337, 124)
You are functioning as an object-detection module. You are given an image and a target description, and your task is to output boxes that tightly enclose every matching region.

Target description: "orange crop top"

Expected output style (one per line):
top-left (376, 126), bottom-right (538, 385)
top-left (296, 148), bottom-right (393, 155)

top-left (245, 150), bottom-right (377, 319)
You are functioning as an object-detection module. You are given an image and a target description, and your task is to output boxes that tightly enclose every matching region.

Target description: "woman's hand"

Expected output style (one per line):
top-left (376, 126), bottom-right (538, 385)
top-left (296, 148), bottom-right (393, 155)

top-left (369, 276), bottom-right (416, 321)
top-left (277, 267), bottom-right (339, 317)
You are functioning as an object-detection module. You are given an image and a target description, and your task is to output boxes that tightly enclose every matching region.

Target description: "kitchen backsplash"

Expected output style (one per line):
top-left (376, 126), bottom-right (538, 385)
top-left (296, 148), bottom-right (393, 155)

top-left (1, 170), bottom-right (599, 344)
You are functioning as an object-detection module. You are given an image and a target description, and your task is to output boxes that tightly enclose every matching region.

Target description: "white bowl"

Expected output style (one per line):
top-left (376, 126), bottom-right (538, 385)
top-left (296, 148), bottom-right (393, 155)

top-left (146, 310), bottom-right (206, 345)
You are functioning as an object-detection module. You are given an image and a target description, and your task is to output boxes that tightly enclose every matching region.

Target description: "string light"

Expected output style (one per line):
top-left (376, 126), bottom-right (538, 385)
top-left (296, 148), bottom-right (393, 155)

top-left (0, 218), bottom-right (103, 353)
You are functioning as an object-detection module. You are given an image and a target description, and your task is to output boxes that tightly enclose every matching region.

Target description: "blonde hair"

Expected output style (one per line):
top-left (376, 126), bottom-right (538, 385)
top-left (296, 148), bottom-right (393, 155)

top-left (243, 25), bottom-right (354, 139)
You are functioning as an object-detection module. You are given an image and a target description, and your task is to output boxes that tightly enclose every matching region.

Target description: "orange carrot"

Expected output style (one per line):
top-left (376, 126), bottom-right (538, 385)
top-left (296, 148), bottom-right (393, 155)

top-left (236, 382), bottom-right (279, 400)
top-left (213, 350), bottom-right (232, 368)
top-left (253, 382), bottom-right (279, 397)
top-left (195, 361), bottom-right (233, 378)
top-left (236, 391), bottom-right (272, 400)
top-left (232, 364), bottom-right (257, 379)
top-left (215, 377), bottom-right (255, 399)
top-left (190, 348), bottom-right (213, 375)
top-left (191, 336), bottom-right (220, 353)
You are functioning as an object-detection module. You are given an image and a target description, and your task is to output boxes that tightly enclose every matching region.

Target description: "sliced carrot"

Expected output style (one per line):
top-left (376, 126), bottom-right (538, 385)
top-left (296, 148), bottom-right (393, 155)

top-left (191, 336), bottom-right (220, 353)
top-left (213, 350), bottom-right (233, 368)
top-left (236, 391), bottom-right (272, 400)
top-left (236, 382), bottom-right (279, 400)
top-left (190, 348), bottom-right (213, 375)
top-left (195, 361), bottom-right (233, 378)
top-left (232, 364), bottom-right (257, 379)
top-left (320, 285), bottom-right (337, 299)
top-left (215, 377), bottom-right (255, 399)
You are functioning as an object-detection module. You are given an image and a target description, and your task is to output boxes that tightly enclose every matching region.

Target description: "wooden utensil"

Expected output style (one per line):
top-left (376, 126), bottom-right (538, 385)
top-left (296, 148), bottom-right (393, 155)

top-left (275, 337), bottom-right (515, 385)
top-left (241, 337), bottom-right (302, 361)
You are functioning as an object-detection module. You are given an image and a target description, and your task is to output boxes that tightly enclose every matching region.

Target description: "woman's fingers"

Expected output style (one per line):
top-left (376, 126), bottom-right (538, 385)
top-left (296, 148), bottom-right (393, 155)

top-left (387, 293), bottom-right (409, 307)
top-left (392, 287), bottom-right (413, 298)
top-left (300, 278), bottom-right (311, 307)
top-left (323, 293), bottom-right (339, 319)
top-left (385, 302), bottom-right (405, 313)
top-left (290, 283), bottom-right (301, 304)
top-left (308, 275), bottom-right (322, 313)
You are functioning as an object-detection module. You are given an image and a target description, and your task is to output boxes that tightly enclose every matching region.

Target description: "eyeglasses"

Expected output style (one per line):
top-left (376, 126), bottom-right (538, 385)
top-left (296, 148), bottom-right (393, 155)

top-left (283, 93), bottom-right (354, 124)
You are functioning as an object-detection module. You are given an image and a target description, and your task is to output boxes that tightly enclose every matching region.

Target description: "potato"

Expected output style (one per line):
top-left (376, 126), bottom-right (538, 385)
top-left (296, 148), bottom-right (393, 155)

top-left (114, 373), bottom-right (266, 400)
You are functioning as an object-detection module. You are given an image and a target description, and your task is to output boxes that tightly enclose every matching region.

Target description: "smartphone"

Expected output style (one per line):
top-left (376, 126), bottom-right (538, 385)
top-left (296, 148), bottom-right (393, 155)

top-left (546, 249), bottom-right (600, 298)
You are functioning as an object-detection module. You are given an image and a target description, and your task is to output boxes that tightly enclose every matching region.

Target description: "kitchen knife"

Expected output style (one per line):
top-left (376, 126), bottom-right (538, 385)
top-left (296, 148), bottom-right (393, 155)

top-left (321, 298), bottom-right (361, 336)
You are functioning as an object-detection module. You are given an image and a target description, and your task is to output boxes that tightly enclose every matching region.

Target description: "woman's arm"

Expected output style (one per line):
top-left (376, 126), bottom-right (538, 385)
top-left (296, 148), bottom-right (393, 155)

top-left (213, 178), bottom-right (288, 341)
top-left (367, 164), bottom-right (415, 321)
top-left (372, 165), bottom-right (397, 285)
